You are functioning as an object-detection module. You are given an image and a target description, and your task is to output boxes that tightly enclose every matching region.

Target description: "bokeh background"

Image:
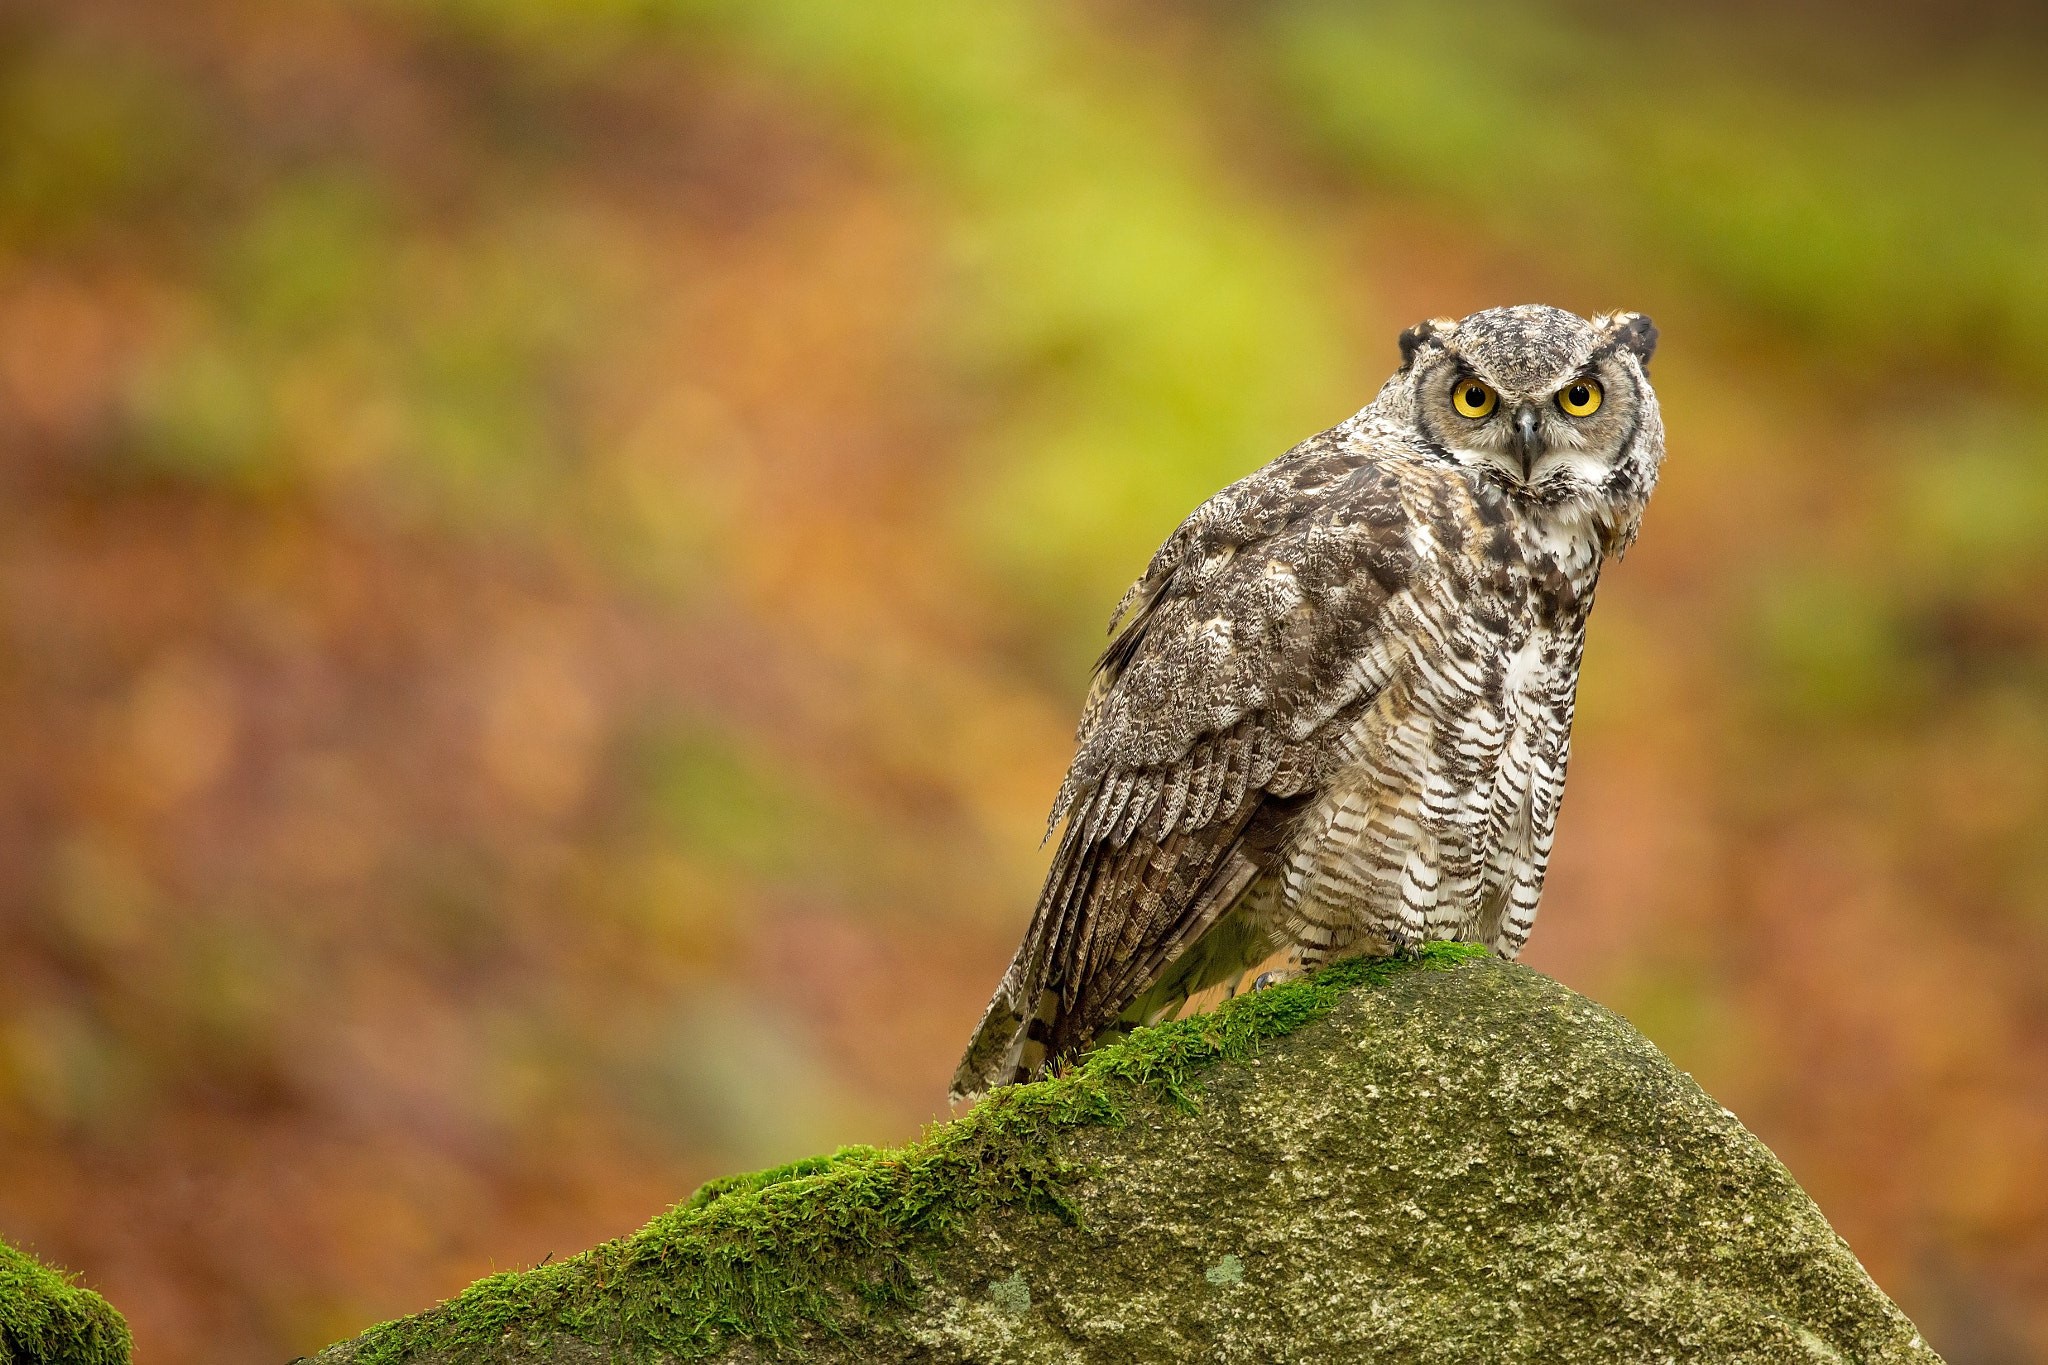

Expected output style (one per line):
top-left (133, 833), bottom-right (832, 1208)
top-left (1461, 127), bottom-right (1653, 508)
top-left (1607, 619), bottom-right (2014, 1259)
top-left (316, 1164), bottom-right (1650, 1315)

top-left (2, 1), bottom-right (2046, 1360)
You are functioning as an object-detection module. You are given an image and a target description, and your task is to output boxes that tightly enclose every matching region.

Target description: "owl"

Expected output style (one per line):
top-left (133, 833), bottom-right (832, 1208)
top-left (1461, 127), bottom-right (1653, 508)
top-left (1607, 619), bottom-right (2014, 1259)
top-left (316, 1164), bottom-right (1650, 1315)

top-left (952, 304), bottom-right (1664, 1101)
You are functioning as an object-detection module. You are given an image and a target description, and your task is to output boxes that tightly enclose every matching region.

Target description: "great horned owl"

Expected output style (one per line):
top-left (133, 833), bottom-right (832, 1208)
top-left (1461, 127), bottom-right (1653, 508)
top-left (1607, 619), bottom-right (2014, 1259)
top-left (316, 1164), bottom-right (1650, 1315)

top-left (952, 304), bottom-right (1664, 1101)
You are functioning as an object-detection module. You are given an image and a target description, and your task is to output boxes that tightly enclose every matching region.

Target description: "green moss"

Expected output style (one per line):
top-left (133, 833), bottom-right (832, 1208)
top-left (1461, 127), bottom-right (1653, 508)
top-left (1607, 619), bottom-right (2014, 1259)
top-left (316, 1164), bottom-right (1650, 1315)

top-left (346, 942), bottom-right (1486, 1363)
top-left (0, 1237), bottom-right (132, 1365)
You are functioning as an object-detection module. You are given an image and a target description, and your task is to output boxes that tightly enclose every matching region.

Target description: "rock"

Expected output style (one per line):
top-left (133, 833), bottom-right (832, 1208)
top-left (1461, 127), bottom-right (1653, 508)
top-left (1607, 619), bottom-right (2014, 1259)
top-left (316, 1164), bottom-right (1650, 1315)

top-left (314, 947), bottom-right (1942, 1363)
top-left (0, 1235), bottom-right (131, 1365)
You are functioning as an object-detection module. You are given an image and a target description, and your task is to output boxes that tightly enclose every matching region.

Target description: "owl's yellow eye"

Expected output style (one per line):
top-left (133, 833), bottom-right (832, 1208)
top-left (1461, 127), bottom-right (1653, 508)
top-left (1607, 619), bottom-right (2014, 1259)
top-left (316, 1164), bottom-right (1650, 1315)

top-left (1557, 378), bottom-right (1602, 417)
top-left (1451, 380), bottom-right (1497, 419)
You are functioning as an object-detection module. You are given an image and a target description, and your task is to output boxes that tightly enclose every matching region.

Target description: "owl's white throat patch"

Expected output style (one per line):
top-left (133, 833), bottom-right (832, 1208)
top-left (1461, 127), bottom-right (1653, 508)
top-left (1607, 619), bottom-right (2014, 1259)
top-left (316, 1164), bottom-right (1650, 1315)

top-left (1445, 441), bottom-right (1608, 492)
top-left (1526, 498), bottom-right (1607, 579)
top-left (1444, 443), bottom-right (1519, 484)
top-left (1531, 448), bottom-right (1609, 487)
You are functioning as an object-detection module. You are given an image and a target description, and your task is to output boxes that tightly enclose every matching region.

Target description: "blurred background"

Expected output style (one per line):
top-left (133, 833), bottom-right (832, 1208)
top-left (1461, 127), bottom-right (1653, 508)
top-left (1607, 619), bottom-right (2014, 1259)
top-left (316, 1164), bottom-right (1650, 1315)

top-left (1, 0), bottom-right (2045, 1360)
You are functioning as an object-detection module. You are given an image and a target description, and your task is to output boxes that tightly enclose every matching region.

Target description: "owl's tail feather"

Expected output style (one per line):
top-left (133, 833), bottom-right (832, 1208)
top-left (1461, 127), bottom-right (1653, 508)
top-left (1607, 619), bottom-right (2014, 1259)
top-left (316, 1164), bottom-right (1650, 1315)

top-left (953, 809), bottom-right (1100, 1103)
top-left (949, 973), bottom-right (1057, 1104)
top-left (952, 898), bottom-right (1278, 1104)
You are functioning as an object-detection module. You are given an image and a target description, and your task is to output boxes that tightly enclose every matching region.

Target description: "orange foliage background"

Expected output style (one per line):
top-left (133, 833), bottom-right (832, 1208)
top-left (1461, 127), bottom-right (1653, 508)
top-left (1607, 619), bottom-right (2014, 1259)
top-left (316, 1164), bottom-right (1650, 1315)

top-left (1, 2), bottom-right (2045, 1361)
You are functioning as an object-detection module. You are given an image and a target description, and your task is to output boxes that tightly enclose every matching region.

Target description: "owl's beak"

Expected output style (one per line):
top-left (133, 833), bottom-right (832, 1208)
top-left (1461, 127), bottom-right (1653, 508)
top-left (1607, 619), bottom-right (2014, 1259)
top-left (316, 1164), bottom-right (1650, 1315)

top-left (1511, 403), bottom-right (1543, 479)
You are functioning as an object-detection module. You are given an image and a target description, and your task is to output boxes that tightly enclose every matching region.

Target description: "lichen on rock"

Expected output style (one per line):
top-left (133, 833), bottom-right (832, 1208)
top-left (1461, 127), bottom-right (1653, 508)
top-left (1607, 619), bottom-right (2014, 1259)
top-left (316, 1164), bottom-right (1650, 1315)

top-left (0, 1235), bottom-right (131, 1365)
top-left (311, 946), bottom-right (1943, 1363)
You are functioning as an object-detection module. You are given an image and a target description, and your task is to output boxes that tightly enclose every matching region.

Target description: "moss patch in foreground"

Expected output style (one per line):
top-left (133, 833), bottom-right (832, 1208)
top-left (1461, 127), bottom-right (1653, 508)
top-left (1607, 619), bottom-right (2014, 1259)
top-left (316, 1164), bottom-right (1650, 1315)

top-left (342, 942), bottom-right (1487, 1364)
top-left (0, 1236), bottom-right (131, 1365)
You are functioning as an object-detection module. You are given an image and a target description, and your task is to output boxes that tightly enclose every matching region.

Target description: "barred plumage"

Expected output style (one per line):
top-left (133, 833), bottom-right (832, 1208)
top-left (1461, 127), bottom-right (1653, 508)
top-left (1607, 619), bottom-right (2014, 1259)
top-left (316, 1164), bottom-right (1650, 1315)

top-left (953, 305), bottom-right (1664, 1102)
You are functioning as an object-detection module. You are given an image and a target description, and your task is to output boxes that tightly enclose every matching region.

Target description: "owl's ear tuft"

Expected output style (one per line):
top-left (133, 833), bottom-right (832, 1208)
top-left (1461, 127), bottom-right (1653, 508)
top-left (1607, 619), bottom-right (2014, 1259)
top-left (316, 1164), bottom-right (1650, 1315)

top-left (1397, 318), bottom-right (1453, 369)
top-left (1600, 312), bottom-right (1658, 370)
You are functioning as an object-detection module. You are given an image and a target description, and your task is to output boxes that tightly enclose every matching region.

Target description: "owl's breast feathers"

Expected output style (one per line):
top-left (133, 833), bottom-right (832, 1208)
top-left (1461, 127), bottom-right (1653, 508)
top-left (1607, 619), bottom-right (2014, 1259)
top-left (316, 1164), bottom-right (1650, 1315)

top-left (950, 426), bottom-right (1600, 1102)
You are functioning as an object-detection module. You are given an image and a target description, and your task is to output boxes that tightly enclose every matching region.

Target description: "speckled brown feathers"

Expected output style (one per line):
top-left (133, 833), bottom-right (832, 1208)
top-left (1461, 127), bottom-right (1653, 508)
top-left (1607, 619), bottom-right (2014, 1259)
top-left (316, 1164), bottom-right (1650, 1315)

top-left (953, 305), bottom-right (1664, 1101)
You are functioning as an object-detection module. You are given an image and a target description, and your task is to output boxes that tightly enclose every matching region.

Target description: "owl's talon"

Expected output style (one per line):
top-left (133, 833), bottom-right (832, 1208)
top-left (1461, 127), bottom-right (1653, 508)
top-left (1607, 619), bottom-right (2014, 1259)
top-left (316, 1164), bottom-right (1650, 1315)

top-left (1381, 931), bottom-right (1424, 963)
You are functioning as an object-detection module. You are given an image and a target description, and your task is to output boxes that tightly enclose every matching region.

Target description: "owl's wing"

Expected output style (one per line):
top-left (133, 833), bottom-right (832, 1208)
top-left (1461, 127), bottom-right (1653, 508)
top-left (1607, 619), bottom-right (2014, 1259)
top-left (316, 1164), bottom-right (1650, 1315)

top-left (952, 435), bottom-right (1437, 1101)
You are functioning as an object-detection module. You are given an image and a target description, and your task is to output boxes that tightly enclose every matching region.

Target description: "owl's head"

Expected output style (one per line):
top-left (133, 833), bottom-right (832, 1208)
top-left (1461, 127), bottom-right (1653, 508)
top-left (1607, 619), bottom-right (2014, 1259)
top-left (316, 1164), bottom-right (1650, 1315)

top-left (1386, 304), bottom-right (1663, 548)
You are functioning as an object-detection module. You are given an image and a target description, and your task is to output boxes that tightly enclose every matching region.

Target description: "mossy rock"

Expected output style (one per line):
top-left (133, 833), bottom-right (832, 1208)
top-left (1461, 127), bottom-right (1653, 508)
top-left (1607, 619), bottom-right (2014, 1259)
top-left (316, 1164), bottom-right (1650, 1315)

top-left (312, 947), bottom-right (1940, 1363)
top-left (0, 1235), bottom-right (130, 1365)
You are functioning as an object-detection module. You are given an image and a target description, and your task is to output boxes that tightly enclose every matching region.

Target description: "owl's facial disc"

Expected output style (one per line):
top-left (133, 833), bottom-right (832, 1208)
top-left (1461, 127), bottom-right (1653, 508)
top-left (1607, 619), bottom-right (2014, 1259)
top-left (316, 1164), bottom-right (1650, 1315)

top-left (1396, 305), bottom-right (1657, 510)
top-left (1414, 350), bottom-right (1633, 498)
top-left (1435, 371), bottom-right (1618, 492)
